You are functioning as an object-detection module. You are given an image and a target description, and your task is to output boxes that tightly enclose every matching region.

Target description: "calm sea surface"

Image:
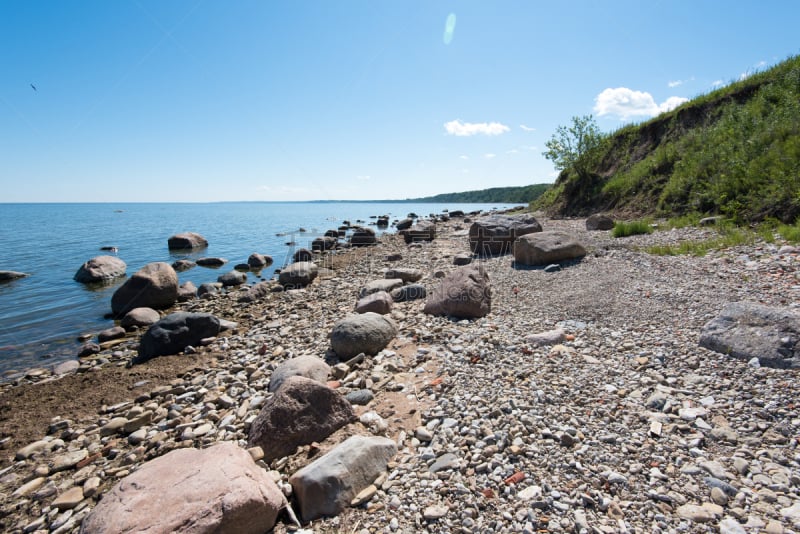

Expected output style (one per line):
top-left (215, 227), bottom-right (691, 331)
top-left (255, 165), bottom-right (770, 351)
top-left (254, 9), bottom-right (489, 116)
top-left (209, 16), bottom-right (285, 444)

top-left (0, 201), bottom-right (507, 374)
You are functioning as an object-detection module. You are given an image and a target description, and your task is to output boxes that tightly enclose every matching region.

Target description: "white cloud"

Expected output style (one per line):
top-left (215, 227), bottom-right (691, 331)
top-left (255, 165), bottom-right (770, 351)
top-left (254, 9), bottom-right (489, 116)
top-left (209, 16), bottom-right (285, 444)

top-left (356, 175), bottom-right (371, 181)
top-left (484, 153), bottom-right (496, 159)
top-left (519, 124), bottom-right (536, 132)
top-left (711, 79), bottom-right (725, 88)
top-left (459, 155), bottom-right (469, 160)
top-left (668, 77), bottom-right (695, 88)
top-left (593, 87), bottom-right (689, 120)
top-left (505, 149), bottom-right (519, 154)
top-left (444, 119), bottom-right (510, 136)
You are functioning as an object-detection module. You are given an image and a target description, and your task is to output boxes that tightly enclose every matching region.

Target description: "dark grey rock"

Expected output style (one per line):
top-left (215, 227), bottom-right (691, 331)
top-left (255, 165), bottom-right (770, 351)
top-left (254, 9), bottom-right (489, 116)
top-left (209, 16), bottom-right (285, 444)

top-left (0, 271), bottom-right (30, 282)
top-left (293, 248), bottom-right (313, 262)
top-left (345, 389), bottom-right (374, 405)
top-left (167, 232), bottom-right (208, 250)
top-left (586, 214), bottom-right (615, 231)
top-left (395, 218), bottom-right (413, 231)
top-left (513, 231), bottom-right (587, 266)
top-left (453, 254), bottom-right (473, 266)
top-left (391, 284), bottom-right (427, 303)
top-left (349, 227), bottom-right (376, 246)
top-left (469, 214), bottom-right (542, 255)
top-left (134, 312), bottom-right (221, 364)
top-left (699, 302), bottom-right (800, 368)
top-left (289, 435), bottom-right (397, 522)
top-left (196, 257), bottom-right (227, 267)
top-left (311, 236), bottom-right (337, 252)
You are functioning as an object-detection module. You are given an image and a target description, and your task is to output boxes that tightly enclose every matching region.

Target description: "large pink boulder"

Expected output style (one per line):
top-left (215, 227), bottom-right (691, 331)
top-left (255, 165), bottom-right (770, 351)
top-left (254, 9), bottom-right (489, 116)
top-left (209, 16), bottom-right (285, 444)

top-left (111, 262), bottom-right (178, 316)
top-left (423, 264), bottom-right (491, 319)
top-left (248, 376), bottom-right (355, 463)
top-left (80, 442), bottom-right (284, 534)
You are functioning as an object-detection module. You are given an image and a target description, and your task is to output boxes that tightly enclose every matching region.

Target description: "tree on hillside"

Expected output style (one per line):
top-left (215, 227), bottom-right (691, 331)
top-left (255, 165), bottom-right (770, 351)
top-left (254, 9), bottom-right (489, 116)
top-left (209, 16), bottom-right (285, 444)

top-left (542, 115), bottom-right (604, 177)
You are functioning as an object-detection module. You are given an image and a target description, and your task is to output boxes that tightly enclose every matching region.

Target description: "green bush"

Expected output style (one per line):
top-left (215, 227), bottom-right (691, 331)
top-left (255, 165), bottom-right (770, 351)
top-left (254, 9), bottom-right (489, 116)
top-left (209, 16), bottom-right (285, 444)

top-left (612, 221), bottom-right (654, 238)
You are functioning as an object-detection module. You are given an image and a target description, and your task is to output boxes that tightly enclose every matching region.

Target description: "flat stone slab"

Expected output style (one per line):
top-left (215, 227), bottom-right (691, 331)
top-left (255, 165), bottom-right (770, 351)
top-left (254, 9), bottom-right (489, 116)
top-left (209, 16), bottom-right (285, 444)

top-left (699, 301), bottom-right (799, 369)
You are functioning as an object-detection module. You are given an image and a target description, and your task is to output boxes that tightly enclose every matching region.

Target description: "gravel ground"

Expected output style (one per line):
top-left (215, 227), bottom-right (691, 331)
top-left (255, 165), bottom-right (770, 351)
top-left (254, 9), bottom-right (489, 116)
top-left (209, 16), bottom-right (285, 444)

top-left (1, 214), bottom-right (798, 534)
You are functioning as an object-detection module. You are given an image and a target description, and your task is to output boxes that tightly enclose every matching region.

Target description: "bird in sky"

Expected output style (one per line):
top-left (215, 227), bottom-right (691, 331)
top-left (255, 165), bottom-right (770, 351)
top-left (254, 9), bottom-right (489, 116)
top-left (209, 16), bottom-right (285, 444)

top-left (30, 83), bottom-right (37, 91)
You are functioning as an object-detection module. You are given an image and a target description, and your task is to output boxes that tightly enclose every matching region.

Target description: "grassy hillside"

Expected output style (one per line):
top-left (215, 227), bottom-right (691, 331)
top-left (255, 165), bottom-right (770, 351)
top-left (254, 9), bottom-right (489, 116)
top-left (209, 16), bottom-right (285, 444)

top-left (535, 55), bottom-right (800, 223)
top-left (407, 184), bottom-right (550, 204)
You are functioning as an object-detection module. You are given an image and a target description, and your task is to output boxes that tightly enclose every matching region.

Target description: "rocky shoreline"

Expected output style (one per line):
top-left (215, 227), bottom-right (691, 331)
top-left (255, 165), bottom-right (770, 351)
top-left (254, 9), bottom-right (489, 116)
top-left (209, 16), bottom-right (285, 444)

top-left (1, 213), bottom-right (799, 533)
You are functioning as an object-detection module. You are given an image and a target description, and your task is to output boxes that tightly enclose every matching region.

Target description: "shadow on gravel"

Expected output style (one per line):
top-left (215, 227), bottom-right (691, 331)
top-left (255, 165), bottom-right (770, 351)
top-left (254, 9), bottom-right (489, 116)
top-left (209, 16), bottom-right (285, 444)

top-left (510, 258), bottom-right (585, 271)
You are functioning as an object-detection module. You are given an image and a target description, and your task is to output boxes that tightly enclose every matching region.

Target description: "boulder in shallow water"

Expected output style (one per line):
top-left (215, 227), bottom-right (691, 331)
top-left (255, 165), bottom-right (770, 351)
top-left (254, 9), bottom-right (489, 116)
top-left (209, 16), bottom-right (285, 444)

top-left (196, 257), bottom-right (227, 267)
top-left (171, 259), bottom-right (195, 272)
top-left (247, 252), bottom-right (272, 269)
top-left (73, 255), bottom-right (126, 284)
top-left (134, 312), bottom-right (221, 364)
top-left (0, 271), bottom-right (30, 282)
top-left (111, 262), bottom-right (178, 317)
top-left (218, 270), bottom-right (247, 287)
top-left (167, 232), bottom-right (208, 250)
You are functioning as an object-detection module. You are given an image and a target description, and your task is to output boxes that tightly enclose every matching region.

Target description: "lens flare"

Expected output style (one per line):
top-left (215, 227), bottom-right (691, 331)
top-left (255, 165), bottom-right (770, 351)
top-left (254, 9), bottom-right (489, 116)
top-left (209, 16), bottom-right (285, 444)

top-left (443, 13), bottom-right (456, 45)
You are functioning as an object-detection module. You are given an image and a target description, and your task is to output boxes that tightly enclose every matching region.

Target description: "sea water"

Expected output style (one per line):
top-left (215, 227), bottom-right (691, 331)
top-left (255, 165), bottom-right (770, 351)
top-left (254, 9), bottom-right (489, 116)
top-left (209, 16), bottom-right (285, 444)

top-left (0, 201), bottom-right (507, 374)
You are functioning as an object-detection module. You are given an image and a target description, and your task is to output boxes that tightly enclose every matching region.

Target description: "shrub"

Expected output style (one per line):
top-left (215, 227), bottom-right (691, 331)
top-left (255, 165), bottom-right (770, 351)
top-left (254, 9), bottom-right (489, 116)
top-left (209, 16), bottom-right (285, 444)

top-left (612, 221), bottom-right (654, 238)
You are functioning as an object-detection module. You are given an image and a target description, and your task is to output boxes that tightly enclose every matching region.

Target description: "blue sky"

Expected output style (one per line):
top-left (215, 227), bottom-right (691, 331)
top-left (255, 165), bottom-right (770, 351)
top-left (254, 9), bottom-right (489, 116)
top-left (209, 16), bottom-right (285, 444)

top-left (1, 1), bottom-right (798, 202)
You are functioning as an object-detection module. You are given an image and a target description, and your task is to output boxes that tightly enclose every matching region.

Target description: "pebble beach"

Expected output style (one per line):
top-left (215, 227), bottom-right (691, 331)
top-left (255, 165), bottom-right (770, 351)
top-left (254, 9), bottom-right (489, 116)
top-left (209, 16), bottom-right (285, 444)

top-left (1, 213), bottom-right (799, 533)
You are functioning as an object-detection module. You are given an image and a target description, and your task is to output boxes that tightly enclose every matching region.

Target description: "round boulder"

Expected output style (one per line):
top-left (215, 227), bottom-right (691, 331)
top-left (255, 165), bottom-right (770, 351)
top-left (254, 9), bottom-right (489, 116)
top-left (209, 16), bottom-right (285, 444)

top-left (268, 355), bottom-right (331, 393)
top-left (586, 214), bottom-right (615, 231)
top-left (330, 312), bottom-right (397, 359)
top-left (167, 232), bottom-right (208, 250)
top-left (120, 307), bottom-right (160, 331)
top-left (248, 253), bottom-right (273, 269)
top-left (293, 248), bottom-right (313, 262)
top-left (74, 255), bottom-right (127, 284)
top-left (111, 262), bottom-right (178, 317)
